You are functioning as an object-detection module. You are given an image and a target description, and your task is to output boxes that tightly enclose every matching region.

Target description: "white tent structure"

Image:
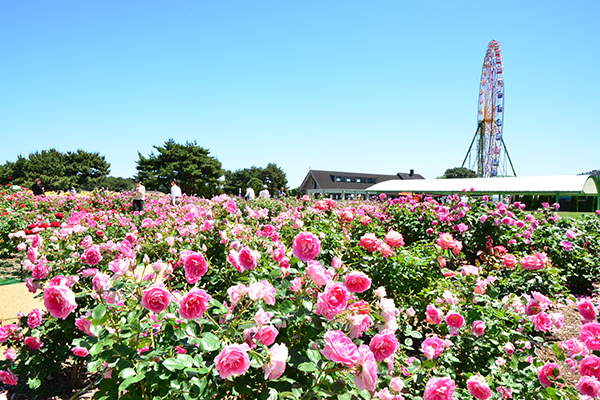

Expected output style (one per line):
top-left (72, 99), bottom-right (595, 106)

top-left (365, 175), bottom-right (600, 210)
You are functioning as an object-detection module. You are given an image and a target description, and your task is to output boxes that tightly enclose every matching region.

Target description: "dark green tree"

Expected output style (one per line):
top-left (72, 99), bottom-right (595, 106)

top-left (442, 167), bottom-right (478, 179)
top-left (136, 139), bottom-right (224, 197)
top-left (223, 163), bottom-right (288, 197)
top-left (65, 150), bottom-right (111, 190)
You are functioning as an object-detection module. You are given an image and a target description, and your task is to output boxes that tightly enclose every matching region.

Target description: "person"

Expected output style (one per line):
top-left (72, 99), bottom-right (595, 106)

top-left (131, 179), bottom-right (146, 212)
top-left (70, 187), bottom-right (77, 194)
top-left (31, 178), bottom-right (45, 196)
top-left (170, 179), bottom-right (182, 206)
top-left (258, 184), bottom-right (270, 199)
top-left (277, 187), bottom-right (285, 199)
top-left (244, 184), bottom-right (255, 200)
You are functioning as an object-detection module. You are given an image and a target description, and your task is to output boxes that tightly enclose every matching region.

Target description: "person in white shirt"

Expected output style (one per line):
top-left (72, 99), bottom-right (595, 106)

top-left (258, 184), bottom-right (270, 199)
top-left (131, 179), bottom-right (146, 212)
top-left (170, 179), bottom-right (182, 206)
top-left (244, 184), bottom-right (255, 200)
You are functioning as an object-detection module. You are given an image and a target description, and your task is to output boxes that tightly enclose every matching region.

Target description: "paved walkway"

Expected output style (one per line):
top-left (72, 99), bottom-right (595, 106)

top-left (0, 282), bottom-right (44, 324)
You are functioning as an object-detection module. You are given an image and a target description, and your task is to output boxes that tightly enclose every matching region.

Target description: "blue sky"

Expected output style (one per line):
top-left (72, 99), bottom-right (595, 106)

top-left (2, 1), bottom-right (598, 188)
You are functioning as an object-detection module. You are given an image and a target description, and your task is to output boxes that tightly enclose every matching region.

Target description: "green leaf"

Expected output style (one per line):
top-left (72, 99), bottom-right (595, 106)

top-left (119, 367), bottom-right (137, 379)
top-left (178, 353), bottom-right (194, 368)
top-left (198, 332), bottom-right (221, 351)
top-left (118, 370), bottom-right (146, 392)
top-left (163, 357), bottom-right (186, 371)
top-left (297, 362), bottom-right (318, 372)
top-left (92, 303), bottom-right (107, 322)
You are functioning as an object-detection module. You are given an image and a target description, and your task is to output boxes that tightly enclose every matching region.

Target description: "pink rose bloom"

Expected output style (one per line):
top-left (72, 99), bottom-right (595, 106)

top-left (559, 338), bottom-right (588, 358)
top-left (292, 232), bottom-right (321, 262)
top-left (0, 370), bottom-right (18, 385)
top-left (75, 316), bottom-right (94, 336)
top-left (263, 343), bottom-right (288, 380)
top-left (214, 343), bottom-right (251, 379)
top-left (290, 277), bottom-right (303, 293)
top-left (315, 282), bottom-right (350, 321)
top-left (423, 376), bottom-right (455, 400)
top-left (471, 320), bottom-right (487, 337)
top-left (227, 283), bottom-right (248, 306)
top-left (537, 363), bottom-right (561, 388)
top-left (421, 336), bottom-right (446, 360)
top-left (72, 346), bottom-right (89, 357)
top-left (254, 326), bottom-right (279, 347)
top-left (504, 342), bottom-right (515, 355)
top-left (580, 355), bottom-right (600, 380)
top-left (238, 246), bottom-right (260, 271)
top-left (369, 330), bottom-right (399, 361)
top-left (254, 308), bottom-right (272, 326)
top-left (344, 271), bottom-right (372, 293)
top-left (385, 230), bottom-right (404, 248)
top-left (531, 312), bottom-right (552, 332)
top-left (502, 254), bottom-right (517, 269)
top-left (436, 233), bottom-right (455, 250)
top-left (141, 283), bottom-right (172, 314)
top-left (445, 312), bottom-right (465, 329)
top-left (580, 323), bottom-right (600, 351)
top-left (354, 345), bottom-right (378, 392)
top-left (24, 336), bottom-right (43, 350)
top-left (359, 233), bottom-right (381, 253)
top-left (248, 280), bottom-right (276, 305)
top-left (92, 272), bottom-right (111, 294)
top-left (426, 304), bottom-right (443, 325)
top-left (467, 375), bottom-right (492, 400)
top-left (307, 260), bottom-right (332, 287)
top-left (31, 262), bottom-right (49, 280)
top-left (79, 235), bottom-right (93, 248)
top-left (576, 376), bottom-right (600, 398)
top-left (179, 288), bottom-right (211, 320)
top-left (82, 245), bottom-right (102, 265)
top-left (451, 240), bottom-right (463, 255)
top-left (4, 348), bottom-right (17, 361)
top-left (461, 265), bottom-right (479, 276)
top-left (184, 252), bottom-right (208, 284)
top-left (44, 284), bottom-right (77, 319)
top-left (578, 300), bottom-right (598, 323)
top-left (27, 309), bottom-right (43, 329)
top-left (320, 330), bottom-right (359, 367)
top-left (379, 242), bottom-right (394, 258)
top-left (348, 314), bottom-right (372, 339)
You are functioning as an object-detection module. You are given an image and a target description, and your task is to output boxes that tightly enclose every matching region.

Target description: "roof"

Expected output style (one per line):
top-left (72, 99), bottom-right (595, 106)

top-left (365, 175), bottom-right (599, 196)
top-left (299, 169), bottom-right (424, 192)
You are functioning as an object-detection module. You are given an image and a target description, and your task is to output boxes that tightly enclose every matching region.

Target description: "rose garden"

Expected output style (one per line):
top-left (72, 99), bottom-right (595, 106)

top-left (0, 187), bottom-right (599, 399)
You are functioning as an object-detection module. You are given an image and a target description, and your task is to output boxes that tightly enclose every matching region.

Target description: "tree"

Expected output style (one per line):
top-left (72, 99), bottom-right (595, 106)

top-left (223, 163), bottom-right (288, 197)
top-left (1, 149), bottom-right (110, 191)
top-left (442, 167), bottom-right (478, 179)
top-left (136, 139), bottom-right (224, 197)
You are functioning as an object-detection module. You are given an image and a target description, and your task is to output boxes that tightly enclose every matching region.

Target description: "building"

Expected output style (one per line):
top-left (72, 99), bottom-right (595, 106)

top-left (299, 169), bottom-right (424, 199)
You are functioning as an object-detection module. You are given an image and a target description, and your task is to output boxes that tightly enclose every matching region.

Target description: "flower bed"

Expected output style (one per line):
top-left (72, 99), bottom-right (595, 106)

top-left (1, 188), bottom-right (599, 399)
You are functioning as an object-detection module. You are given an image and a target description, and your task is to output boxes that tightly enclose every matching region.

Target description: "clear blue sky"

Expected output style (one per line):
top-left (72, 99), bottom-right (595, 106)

top-left (2, 1), bottom-right (598, 187)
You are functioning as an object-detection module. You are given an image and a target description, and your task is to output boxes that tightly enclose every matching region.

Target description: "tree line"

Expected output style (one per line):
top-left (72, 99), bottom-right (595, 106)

top-left (0, 139), bottom-right (288, 198)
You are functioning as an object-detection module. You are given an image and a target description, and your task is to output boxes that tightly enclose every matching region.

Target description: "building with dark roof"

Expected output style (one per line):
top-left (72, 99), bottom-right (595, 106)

top-left (299, 169), bottom-right (424, 199)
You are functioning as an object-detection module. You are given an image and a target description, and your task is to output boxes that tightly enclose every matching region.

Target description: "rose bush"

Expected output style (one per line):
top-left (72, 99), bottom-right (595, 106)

top-left (0, 188), bottom-right (598, 399)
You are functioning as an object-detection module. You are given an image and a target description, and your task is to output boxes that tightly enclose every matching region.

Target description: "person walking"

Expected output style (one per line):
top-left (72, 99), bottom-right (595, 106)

top-left (131, 179), bottom-right (146, 212)
top-left (244, 184), bottom-right (255, 200)
top-left (31, 178), bottom-right (45, 196)
top-left (258, 184), bottom-right (270, 199)
top-left (170, 179), bottom-right (182, 206)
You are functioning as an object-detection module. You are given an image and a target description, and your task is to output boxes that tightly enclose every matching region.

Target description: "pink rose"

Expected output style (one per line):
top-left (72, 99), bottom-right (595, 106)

top-left (531, 312), bottom-right (552, 333)
top-left (445, 312), bottom-right (465, 329)
top-left (423, 377), bottom-right (455, 400)
top-left (24, 336), bottom-right (43, 350)
top-left (384, 230), bottom-right (404, 248)
top-left (538, 362), bottom-right (561, 388)
top-left (0, 370), bottom-right (18, 385)
top-left (320, 330), bottom-right (359, 367)
top-left (307, 260), bottom-right (332, 287)
top-left (348, 314), bottom-right (372, 339)
top-left (75, 316), bottom-right (94, 336)
top-left (467, 375), bottom-right (492, 400)
top-left (248, 280), bottom-right (276, 305)
top-left (214, 343), bottom-right (251, 379)
top-left (82, 245), bottom-right (102, 265)
top-left (421, 336), bottom-right (446, 360)
top-left (354, 345), bottom-right (378, 391)
top-left (559, 338), bottom-right (588, 358)
top-left (578, 300), bottom-right (598, 323)
top-left (238, 247), bottom-right (260, 271)
top-left (292, 232), bottom-right (321, 262)
top-left (581, 323), bottom-right (600, 351)
top-left (179, 288), bottom-right (211, 320)
top-left (263, 343), bottom-right (288, 380)
top-left (426, 304), bottom-right (443, 325)
top-left (92, 273), bottom-right (111, 294)
top-left (580, 355), bottom-right (600, 380)
top-left (344, 271), bottom-right (372, 293)
top-left (184, 252), bottom-right (208, 284)
top-left (27, 309), bottom-right (43, 329)
top-left (461, 265), bottom-right (479, 276)
top-left (141, 283), bottom-right (172, 314)
top-left (436, 233), bottom-right (455, 250)
top-left (254, 308), bottom-right (272, 326)
top-left (44, 284), bottom-right (77, 319)
top-left (369, 329), bottom-right (399, 361)
top-left (227, 283), bottom-right (248, 306)
top-left (72, 346), bottom-right (89, 357)
top-left (31, 262), bottom-right (49, 280)
top-left (315, 282), bottom-right (350, 321)
top-left (502, 254), bottom-right (517, 269)
top-left (359, 233), bottom-right (381, 253)
top-left (254, 325), bottom-right (279, 346)
top-left (471, 320), bottom-right (486, 337)
top-left (576, 376), bottom-right (600, 398)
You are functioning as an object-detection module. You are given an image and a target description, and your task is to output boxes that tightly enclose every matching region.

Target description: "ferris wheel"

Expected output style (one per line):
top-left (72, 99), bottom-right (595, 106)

top-left (462, 40), bottom-right (516, 177)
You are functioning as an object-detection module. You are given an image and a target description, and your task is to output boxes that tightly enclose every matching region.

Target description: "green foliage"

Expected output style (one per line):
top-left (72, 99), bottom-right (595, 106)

top-left (442, 167), bottom-right (478, 179)
top-left (223, 163), bottom-right (288, 197)
top-left (136, 139), bottom-right (224, 197)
